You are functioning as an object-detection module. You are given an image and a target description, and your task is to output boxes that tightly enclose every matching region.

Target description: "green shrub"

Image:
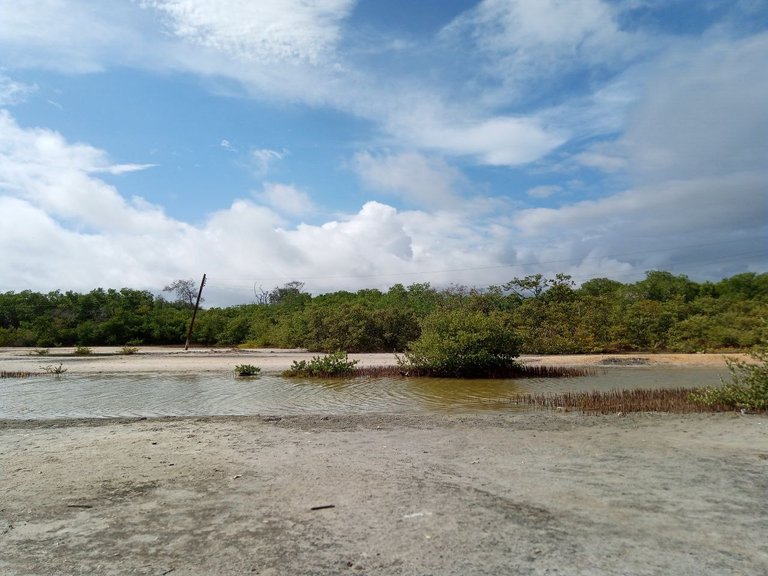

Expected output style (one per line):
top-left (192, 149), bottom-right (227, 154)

top-left (73, 345), bottom-right (93, 355)
top-left (283, 351), bottom-right (358, 377)
top-left (234, 364), bottom-right (261, 377)
top-left (398, 308), bottom-right (521, 377)
top-left (691, 342), bottom-right (768, 410)
top-left (119, 346), bottom-right (139, 355)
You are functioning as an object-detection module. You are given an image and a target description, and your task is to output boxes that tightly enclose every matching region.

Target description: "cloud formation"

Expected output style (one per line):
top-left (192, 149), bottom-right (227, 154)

top-left (0, 1), bottom-right (765, 304)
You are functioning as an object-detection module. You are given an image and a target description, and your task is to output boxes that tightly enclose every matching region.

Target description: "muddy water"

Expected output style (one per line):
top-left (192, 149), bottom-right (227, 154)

top-left (0, 367), bottom-right (727, 419)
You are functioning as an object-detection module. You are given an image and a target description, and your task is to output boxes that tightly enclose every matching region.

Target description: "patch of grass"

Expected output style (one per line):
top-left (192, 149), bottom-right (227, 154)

top-left (73, 345), bottom-right (93, 356)
top-left (234, 364), bottom-right (261, 377)
top-left (283, 351), bottom-right (358, 378)
top-left (27, 348), bottom-right (49, 356)
top-left (1, 370), bottom-right (40, 378)
top-left (42, 364), bottom-right (67, 375)
top-left (503, 387), bottom-right (742, 414)
top-left (119, 346), bottom-right (140, 355)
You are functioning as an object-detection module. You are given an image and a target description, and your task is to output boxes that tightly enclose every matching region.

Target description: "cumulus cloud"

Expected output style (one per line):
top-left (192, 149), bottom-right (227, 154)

top-left (0, 111), bottom-right (172, 233)
top-left (255, 182), bottom-right (314, 217)
top-left (0, 109), bottom-right (510, 303)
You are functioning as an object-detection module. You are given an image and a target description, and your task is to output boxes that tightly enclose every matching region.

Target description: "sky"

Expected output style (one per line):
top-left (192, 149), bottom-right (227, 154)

top-left (1, 0), bottom-right (767, 306)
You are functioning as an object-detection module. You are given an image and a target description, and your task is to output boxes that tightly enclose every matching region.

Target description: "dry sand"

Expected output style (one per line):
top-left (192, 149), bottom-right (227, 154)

top-left (1, 348), bottom-right (766, 575)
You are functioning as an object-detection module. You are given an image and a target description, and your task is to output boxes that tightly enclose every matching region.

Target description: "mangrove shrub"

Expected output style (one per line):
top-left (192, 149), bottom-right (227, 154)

top-left (399, 308), bottom-right (521, 377)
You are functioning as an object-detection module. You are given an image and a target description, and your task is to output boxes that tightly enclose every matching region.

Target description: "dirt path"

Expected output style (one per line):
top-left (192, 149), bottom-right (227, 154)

top-left (2, 412), bottom-right (767, 575)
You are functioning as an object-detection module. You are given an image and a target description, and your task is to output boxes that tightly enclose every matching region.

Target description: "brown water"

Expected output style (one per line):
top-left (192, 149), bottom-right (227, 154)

top-left (0, 367), bottom-right (727, 419)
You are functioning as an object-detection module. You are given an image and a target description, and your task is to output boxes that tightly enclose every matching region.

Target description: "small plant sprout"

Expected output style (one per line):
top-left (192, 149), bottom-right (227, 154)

top-left (42, 364), bottom-right (67, 375)
top-left (234, 364), bottom-right (261, 377)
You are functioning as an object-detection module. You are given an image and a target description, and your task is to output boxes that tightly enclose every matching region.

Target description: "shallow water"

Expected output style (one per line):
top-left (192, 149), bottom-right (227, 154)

top-left (0, 366), bottom-right (727, 419)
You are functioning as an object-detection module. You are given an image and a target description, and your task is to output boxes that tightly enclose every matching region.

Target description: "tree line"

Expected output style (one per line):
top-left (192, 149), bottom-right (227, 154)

top-left (0, 271), bottom-right (766, 354)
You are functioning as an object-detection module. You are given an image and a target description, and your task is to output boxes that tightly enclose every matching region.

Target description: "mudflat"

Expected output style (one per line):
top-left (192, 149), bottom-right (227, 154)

top-left (1, 412), bottom-right (767, 575)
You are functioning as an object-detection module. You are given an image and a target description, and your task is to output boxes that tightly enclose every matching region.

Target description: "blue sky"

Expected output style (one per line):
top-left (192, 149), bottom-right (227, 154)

top-left (1, 0), bottom-right (766, 305)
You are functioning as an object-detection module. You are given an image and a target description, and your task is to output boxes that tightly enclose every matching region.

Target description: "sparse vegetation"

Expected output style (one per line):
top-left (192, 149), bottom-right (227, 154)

top-left (28, 348), bottom-right (49, 356)
top-left (503, 388), bottom-right (739, 414)
top-left (74, 345), bottom-right (93, 355)
top-left (119, 346), bottom-right (140, 355)
top-left (283, 351), bottom-right (359, 378)
top-left (42, 363), bottom-right (67, 375)
top-left (1, 370), bottom-right (40, 378)
top-left (691, 341), bottom-right (768, 410)
top-left (234, 364), bottom-right (261, 377)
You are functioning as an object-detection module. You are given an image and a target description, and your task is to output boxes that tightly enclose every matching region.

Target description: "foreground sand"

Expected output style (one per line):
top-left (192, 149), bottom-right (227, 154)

top-left (0, 346), bottom-right (749, 374)
top-left (1, 412), bottom-right (767, 575)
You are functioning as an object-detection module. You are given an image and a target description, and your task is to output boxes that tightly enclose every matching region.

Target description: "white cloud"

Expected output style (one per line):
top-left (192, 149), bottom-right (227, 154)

top-left (97, 163), bottom-right (158, 175)
top-left (143, 0), bottom-right (356, 64)
top-left (255, 182), bottom-right (314, 217)
top-left (0, 4), bottom-right (766, 301)
top-left (443, 0), bottom-right (644, 95)
top-left (251, 148), bottom-right (286, 175)
top-left (0, 74), bottom-right (36, 105)
top-left (0, 1), bottom-right (155, 73)
top-left (0, 110), bottom-right (179, 234)
top-left (384, 103), bottom-right (566, 166)
top-left (352, 152), bottom-right (465, 207)
top-left (526, 185), bottom-right (561, 199)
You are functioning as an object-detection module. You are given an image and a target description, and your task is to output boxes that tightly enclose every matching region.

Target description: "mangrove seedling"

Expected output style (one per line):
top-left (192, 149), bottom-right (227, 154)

top-left (42, 364), bottom-right (67, 375)
top-left (283, 351), bottom-right (359, 377)
top-left (234, 364), bottom-right (261, 377)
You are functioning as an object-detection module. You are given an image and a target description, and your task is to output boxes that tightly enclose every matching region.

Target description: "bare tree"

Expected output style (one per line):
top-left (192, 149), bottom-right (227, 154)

top-left (163, 279), bottom-right (200, 308)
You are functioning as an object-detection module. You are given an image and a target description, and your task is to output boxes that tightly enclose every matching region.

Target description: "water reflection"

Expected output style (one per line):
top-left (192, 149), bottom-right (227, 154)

top-left (0, 366), bottom-right (727, 419)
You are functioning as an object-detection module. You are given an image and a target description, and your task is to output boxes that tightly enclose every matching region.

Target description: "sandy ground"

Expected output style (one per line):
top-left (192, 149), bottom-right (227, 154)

top-left (0, 346), bottom-right (749, 374)
top-left (1, 413), bottom-right (767, 575)
top-left (1, 348), bottom-right (766, 574)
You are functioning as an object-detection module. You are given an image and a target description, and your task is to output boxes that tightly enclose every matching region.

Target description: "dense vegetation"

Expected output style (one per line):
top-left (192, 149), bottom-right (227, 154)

top-left (0, 271), bottom-right (766, 354)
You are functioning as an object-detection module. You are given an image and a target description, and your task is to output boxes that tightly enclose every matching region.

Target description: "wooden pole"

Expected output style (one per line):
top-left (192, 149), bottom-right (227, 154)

top-left (185, 273), bottom-right (206, 350)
